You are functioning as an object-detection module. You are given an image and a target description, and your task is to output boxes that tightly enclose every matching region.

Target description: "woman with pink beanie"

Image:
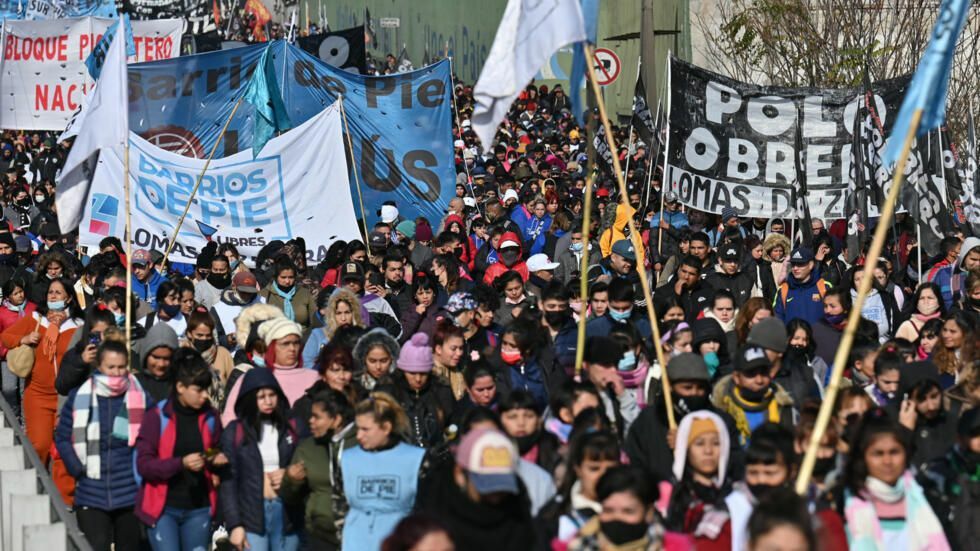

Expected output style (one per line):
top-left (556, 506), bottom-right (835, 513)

top-left (222, 317), bottom-right (320, 426)
top-left (376, 332), bottom-right (455, 448)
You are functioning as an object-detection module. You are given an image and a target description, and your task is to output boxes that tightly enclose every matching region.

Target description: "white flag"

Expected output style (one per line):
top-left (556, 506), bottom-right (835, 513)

top-left (471, 0), bottom-right (585, 149)
top-left (56, 21), bottom-right (130, 234)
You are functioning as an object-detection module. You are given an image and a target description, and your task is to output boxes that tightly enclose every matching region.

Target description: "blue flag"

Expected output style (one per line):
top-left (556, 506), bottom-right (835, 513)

top-left (243, 46), bottom-right (292, 157)
top-left (569, 0), bottom-right (600, 127)
top-left (85, 14), bottom-right (135, 80)
top-left (882, 0), bottom-right (970, 167)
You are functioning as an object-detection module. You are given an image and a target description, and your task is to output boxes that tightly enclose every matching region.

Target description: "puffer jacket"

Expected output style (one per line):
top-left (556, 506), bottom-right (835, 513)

top-left (55, 386), bottom-right (145, 510)
top-left (377, 371), bottom-right (455, 448)
top-left (482, 231), bottom-right (530, 285)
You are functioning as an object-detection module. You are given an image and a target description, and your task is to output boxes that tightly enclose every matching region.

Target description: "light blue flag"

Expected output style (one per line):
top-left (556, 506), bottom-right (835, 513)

top-left (243, 46), bottom-right (292, 158)
top-left (882, 0), bottom-right (970, 167)
top-left (85, 14), bottom-right (135, 80)
top-left (569, 0), bottom-right (600, 127)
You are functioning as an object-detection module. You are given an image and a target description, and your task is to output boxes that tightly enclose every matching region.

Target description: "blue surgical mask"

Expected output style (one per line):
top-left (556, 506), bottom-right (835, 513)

top-left (703, 351), bottom-right (720, 378)
top-left (570, 242), bottom-right (584, 253)
top-left (47, 300), bottom-right (66, 311)
top-left (114, 312), bottom-right (125, 325)
top-left (618, 351), bottom-right (637, 371)
top-left (253, 355), bottom-right (266, 368)
top-left (609, 307), bottom-right (632, 322)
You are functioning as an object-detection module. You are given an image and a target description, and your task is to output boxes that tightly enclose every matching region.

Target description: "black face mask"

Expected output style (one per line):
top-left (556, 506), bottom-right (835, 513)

top-left (544, 309), bottom-right (570, 329)
top-left (515, 431), bottom-right (541, 455)
top-left (812, 456), bottom-right (837, 478)
top-left (739, 385), bottom-right (770, 403)
top-left (599, 520), bottom-right (648, 545)
top-left (193, 338), bottom-right (215, 352)
top-left (500, 249), bottom-right (520, 267)
top-left (747, 483), bottom-right (783, 502)
top-left (674, 394), bottom-right (709, 416)
top-left (207, 272), bottom-right (231, 289)
top-left (966, 295), bottom-right (980, 310)
top-left (0, 253), bottom-right (16, 266)
top-left (276, 283), bottom-right (295, 294)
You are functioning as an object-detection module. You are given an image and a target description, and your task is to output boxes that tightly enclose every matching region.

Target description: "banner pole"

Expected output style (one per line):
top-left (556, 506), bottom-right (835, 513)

top-left (795, 109), bottom-right (923, 495)
top-left (338, 95), bottom-right (373, 255)
top-left (585, 44), bottom-right (675, 429)
top-left (160, 94), bottom-right (245, 272)
top-left (123, 143), bottom-right (132, 354)
top-left (656, 51), bottom-right (672, 257)
top-left (574, 174), bottom-right (595, 377)
top-left (622, 57), bottom-right (642, 185)
top-left (448, 56), bottom-right (483, 217)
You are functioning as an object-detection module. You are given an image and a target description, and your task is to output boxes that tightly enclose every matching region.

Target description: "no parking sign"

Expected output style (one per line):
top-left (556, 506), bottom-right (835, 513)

top-left (592, 48), bottom-right (621, 86)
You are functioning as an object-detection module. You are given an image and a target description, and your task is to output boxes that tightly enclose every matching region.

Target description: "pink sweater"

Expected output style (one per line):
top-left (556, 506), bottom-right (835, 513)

top-left (221, 365), bottom-right (320, 426)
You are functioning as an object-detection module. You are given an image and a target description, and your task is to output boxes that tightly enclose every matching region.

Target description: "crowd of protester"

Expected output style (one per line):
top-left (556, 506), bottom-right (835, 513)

top-left (0, 68), bottom-right (979, 551)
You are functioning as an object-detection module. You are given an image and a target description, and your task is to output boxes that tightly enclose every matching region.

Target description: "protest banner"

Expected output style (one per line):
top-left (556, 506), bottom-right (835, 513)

top-left (80, 101), bottom-right (360, 264)
top-left (125, 0), bottom-right (216, 34)
top-left (297, 25), bottom-right (367, 74)
top-left (665, 57), bottom-right (908, 220)
top-left (0, 0), bottom-right (117, 20)
top-left (127, 41), bottom-right (456, 223)
top-left (0, 17), bottom-right (182, 130)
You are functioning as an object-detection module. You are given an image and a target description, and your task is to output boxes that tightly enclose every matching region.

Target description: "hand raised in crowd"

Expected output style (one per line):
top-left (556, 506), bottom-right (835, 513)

top-left (899, 396), bottom-right (918, 431)
top-left (81, 343), bottom-right (97, 365)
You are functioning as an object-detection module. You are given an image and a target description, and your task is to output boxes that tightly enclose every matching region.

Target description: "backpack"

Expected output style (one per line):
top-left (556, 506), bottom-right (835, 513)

top-left (777, 279), bottom-right (829, 308)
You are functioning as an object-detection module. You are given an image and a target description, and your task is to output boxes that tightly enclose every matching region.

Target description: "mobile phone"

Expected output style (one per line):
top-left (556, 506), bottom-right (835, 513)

top-left (88, 333), bottom-right (102, 346)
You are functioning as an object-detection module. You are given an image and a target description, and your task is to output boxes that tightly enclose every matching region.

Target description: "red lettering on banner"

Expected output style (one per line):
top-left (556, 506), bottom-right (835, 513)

top-left (35, 83), bottom-right (86, 112)
top-left (4, 35), bottom-right (69, 61)
top-left (132, 36), bottom-right (174, 61)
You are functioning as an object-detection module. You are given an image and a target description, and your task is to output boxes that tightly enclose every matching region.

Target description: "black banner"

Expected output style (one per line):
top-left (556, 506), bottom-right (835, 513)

top-left (124, 0), bottom-right (217, 34)
top-left (631, 74), bottom-right (655, 145)
top-left (665, 57), bottom-right (908, 219)
top-left (297, 25), bottom-right (367, 74)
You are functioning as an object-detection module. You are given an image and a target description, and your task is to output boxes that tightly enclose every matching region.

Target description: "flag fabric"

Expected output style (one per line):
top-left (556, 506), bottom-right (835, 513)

top-left (287, 9), bottom-right (298, 44)
top-left (631, 73), bottom-right (656, 145)
top-left (84, 14), bottom-right (136, 80)
top-left (794, 114), bottom-right (814, 248)
top-left (568, 0), bottom-right (600, 127)
top-left (471, 0), bottom-right (586, 149)
top-left (243, 46), bottom-right (291, 157)
top-left (244, 0), bottom-right (271, 42)
top-left (939, 125), bottom-right (965, 222)
top-left (917, 131), bottom-right (954, 257)
top-left (593, 123), bottom-right (614, 174)
top-left (56, 22), bottom-right (129, 233)
top-left (846, 106), bottom-right (868, 262)
top-left (963, 107), bottom-right (980, 235)
top-left (882, 0), bottom-right (971, 167)
top-left (364, 8), bottom-right (376, 47)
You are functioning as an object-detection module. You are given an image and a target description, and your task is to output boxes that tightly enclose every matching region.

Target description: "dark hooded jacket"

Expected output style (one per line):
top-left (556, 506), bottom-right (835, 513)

top-left (377, 371), bottom-right (455, 448)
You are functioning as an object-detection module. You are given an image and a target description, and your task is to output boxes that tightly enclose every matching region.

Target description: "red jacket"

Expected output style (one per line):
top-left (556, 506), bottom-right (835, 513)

top-left (483, 231), bottom-right (529, 285)
top-left (0, 301), bottom-right (37, 358)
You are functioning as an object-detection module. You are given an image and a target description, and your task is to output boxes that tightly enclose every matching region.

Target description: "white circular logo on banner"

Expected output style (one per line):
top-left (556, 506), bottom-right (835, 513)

top-left (319, 35), bottom-right (351, 67)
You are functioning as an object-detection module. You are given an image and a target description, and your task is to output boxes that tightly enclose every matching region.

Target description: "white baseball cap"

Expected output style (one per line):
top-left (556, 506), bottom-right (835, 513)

top-left (527, 253), bottom-right (559, 272)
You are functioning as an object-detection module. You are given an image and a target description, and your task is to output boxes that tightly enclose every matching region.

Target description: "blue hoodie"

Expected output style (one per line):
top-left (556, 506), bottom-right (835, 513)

top-left (774, 267), bottom-right (830, 326)
top-left (131, 269), bottom-right (167, 307)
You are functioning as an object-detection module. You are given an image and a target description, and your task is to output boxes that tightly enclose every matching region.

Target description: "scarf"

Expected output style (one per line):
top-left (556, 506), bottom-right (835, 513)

top-left (71, 373), bottom-right (146, 479)
top-left (913, 310), bottom-right (942, 323)
top-left (272, 282), bottom-right (297, 321)
top-left (42, 315), bottom-right (63, 360)
top-left (3, 300), bottom-right (25, 316)
top-left (844, 472), bottom-right (949, 551)
top-left (719, 387), bottom-right (781, 443)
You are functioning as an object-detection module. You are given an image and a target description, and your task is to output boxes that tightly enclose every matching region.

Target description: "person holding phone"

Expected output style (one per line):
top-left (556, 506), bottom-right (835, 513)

top-left (135, 349), bottom-right (226, 550)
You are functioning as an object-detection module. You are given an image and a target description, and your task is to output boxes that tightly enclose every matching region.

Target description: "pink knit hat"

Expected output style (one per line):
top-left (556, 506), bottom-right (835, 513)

top-left (397, 333), bottom-right (433, 373)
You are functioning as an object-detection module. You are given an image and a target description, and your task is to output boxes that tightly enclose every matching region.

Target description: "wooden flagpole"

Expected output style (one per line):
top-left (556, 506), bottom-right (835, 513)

top-left (585, 44), bottom-right (675, 429)
top-left (123, 143), bottom-right (133, 353)
top-left (795, 109), bottom-right (923, 495)
top-left (574, 174), bottom-right (595, 377)
top-left (338, 95), bottom-right (372, 255)
top-left (160, 95), bottom-right (245, 272)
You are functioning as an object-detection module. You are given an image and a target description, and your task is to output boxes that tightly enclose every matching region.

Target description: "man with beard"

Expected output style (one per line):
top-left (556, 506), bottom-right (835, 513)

top-left (210, 271), bottom-right (265, 349)
top-left (381, 252), bottom-right (412, 319)
top-left (625, 353), bottom-right (742, 482)
top-left (194, 253), bottom-right (232, 309)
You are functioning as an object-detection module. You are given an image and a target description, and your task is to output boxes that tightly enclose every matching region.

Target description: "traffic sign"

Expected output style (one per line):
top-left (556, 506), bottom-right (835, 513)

top-left (592, 48), bottom-right (621, 86)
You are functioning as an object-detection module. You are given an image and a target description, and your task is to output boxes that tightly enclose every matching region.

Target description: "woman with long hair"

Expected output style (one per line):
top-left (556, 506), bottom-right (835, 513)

top-left (340, 392), bottom-right (426, 550)
top-left (351, 328), bottom-right (400, 395)
top-left (734, 297), bottom-right (773, 347)
top-left (0, 277), bottom-right (36, 360)
top-left (399, 274), bottom-right (441, 342)
top-left (785, 319), bottom-right (829, 394)
top-left (841, 410), bottom-right (949, 550)
top-left (220, 368), bottom-right (302, 551)
top-left (933, 311), bottom-right (976, 389)
top-left (182, 308), bottom-right (234, 406)
top-left (301, 288), bottom-right (365, 367)
top-left (1, 276), bottom-right (83, 501)
top-left (259, 259), bottom-right (317, 327)
top-left (895, 283), bottom-right (946, 342)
